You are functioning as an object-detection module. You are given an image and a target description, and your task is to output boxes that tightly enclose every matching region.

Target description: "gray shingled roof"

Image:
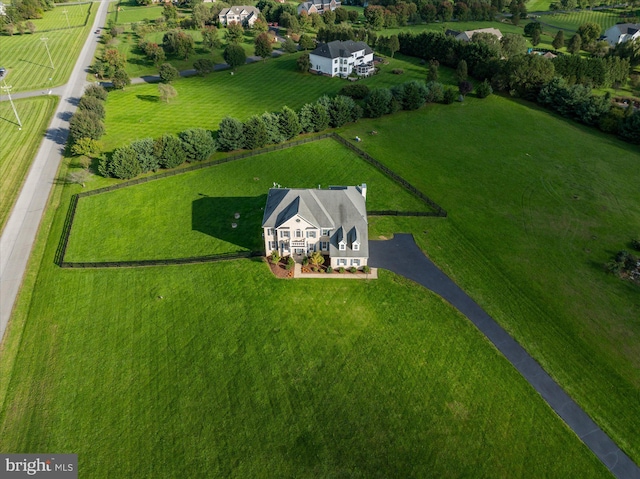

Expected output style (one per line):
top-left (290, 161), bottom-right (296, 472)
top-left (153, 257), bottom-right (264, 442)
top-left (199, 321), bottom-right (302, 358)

top-left (310, 40), bottom-right (373, 59)
top-left (262, 186), bottom-right (368, 258)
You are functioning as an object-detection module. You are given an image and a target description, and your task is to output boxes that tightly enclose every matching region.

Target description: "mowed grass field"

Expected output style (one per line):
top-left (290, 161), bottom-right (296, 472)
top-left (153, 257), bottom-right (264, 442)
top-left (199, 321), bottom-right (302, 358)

top-left (28, 3), bottom-right (93, 31)
top-left (340, 97), bottom-right (640, 461)
top-left (0, 3), bottom-right (98, 92)
top-left (101, 54), bottom-right (449, 151)
top-left (113, 0), bottom-right (164, 25)
top-left (536, 9), bottom-right (625, 32)
top-left (65, 139), bottom-right (431, 262)
top-left (0, 96), bottom-right (58, 232)
top-left (0, 155), bottom-right (609, 478)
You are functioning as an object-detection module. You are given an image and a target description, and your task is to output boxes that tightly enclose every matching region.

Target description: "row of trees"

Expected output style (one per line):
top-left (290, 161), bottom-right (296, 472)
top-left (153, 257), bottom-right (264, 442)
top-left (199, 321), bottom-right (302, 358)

top-left (0, 0), bottom-right (53, 26)
top-left (99, 128), bottom-right (216, 179)
top-left (69, 85), bottom-right (109, 158)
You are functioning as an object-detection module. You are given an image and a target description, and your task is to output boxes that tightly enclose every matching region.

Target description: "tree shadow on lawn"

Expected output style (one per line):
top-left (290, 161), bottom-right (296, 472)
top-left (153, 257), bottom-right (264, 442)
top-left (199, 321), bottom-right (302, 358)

top-left (192, 195), bottom-right (267, 252)
top-left (136, 94), bottom-right (160, 102)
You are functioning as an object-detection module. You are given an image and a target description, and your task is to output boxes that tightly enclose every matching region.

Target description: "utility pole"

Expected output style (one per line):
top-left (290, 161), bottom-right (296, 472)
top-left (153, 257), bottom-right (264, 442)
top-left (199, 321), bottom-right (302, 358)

top-left (62, 9), bottom-right (70, 29)
top-left (1, 83), bottom-right (23, 129)
top-left (40, 37), bottom-right (55, 70)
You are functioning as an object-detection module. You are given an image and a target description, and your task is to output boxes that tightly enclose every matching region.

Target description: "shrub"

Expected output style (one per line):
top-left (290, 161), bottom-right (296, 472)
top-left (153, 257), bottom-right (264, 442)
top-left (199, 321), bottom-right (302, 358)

top-left (270, 250), bottom-right (281, 264)
top-left (193, 58), bottom-right (215, 76)
top-left (302, 256), bottom-right (309, 266)
top-left (326, 266), bottom-right (333, 274)
top-left (297, 53), bottom-right (310, 72)
top-left (339, 267), bottom-right (345, 274)
top-left (71, 137), bottom-right (102, 157)
top-left (262, 112), bottom-right (285, 144)
top-left (425, 81), bottom-right (444, 103)
top-left (362, 265), bottom-right (371, 273)
top-left (339, 84), bottom-right (370, 100)
top-left (69, 110), bottom-right (105, 142)
top-left (278, 106), bottom-right (301, 140)
top-left (217, 116), bottom-right (245, 151)
top-left (154, 133), bottom-right (187, 169)
top-left (401, 80), bottom-right (427, 110)
top-left (475, 79), bottom-right (493, 98)
top-left (84, 84), bottom-right (108, 101)
top-left (349, 266), bottom-right (357, 273)
top-left (286, 257), bottom-right (295, 270)
top-left (392, 68), bottom-right (404, 74)
top-left (179, 128), bottom-right (216, 161)
top-left (443, 87), bottom-right (457, 104)
top-left (78, 95), bottom-right (105, 119)
top-left (365, 88), bottom-right (393, 118)
top-left (112, 68), bottom-right (131, 90)
top-left (632, 238), bottom-right (640, 251)
top-left (107, 145), bottom-right (142, 179)
top-left (130, 138), bottom-right (158, 173)
top-left (159, 62), bottom-right (180, 83)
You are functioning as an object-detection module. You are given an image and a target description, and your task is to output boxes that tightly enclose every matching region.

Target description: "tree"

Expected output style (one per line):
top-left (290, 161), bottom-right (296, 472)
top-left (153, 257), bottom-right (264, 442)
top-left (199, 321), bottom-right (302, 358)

top-left (365, 88), bottom-right (393, 117)
top-left (325, 95), bottom-right (361, 127)
top-left (225, 21), bottom-right (244, 44)
top-left (364, 5), bottom-right (385, 29)
top-left (532, 29), bottom-right (541, 46)
top-left (71, 137), bottom-right (102, 157)
top-left (179, 128), bottom-right (216, 161)
top-left (348, 10), bottom-right (358, 23)
top-left (163, 3), bottom-right (178, 21)
top-left (388, 34), bottom-right (400, 58)
top-left (309, 251), bottom-right (325, 269)
top-left (26, 20), bottom-right (35, 33)
top-left (568, 33), bottom-right (582, 54)
top-left (458, 80), bottom-right (473, 98)
top-left (339, 84), bottom-right (370, 100)
top-left (456, 59), bottom-right (468, 82)
top-left (278, 106), bottom-right (300, 140)
top-left (298, 34), bottom-right (315, 50)
top-left (69, 110), bottom-right (104, 142)
top-left (577, 22), bottom-right (601, 45)
top-left (78, 95), bottom-right (105, 119)
top-left (524, 21), bottom-right (542, 39)
top-left (506, 54), bottom-right (555, 99)
top-left (282, 37), bottom-right (297, 54)
top-left (243, 115), bottom-right (269, 149)
top-left (252, 18), bottom-right (269, 33)
top-left (193, 58), bottom-right (215, 75)
top-left (130, 138), bottom-right (158, 172)
top-left (201, 26), bottom-right (221, 51)
top-left (500, 33), bottom-right (527, 59)
top-left (475, 79), bottom-right (493, 98)
top-left (400, 80), bottom-right (427, 110)
top-left (335, 7), bottom-right (348, 23)
top-left (255, 32), bottom-right (272, 61)
top-left (427, 59), bottom-right (439, 82)
top-left (552, 30), bottom-right (564, 50)
top-left (144, 42), bottom-right (166, 65)
top-left (154, 133), bottom-right (187, 168)
top-left (217, 116), bottom-right (245, 151)
top-left (223, 44), bottom-right (246, 70)
top-left (297, 53), bottom-right (310, 72)
top-left (443, 87), bottom-right (457, 104)
top-left (163, 30), bottom-right (195, 59)
top-left (158, 83), bottom-right (177, 103)
top-left (159, 62), bottom-right (180, 82)
top-left (323, 9), bottom-right (336, 25)
top-left (109, 145), bottom-right (142, 179)
top-left (66, 169), bottom-right (90, 187)
top-left (112, 68), bottom-right (130, 89)
top-left (309, 102), bottom-right (330, 132)
top-left (425, 81), bottom-right (444, 103)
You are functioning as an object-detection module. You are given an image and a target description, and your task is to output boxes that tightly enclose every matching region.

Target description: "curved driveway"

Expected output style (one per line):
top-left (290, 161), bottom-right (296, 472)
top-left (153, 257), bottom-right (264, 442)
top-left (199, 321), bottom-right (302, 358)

top-left (369, 234), bottom-right (640, 479)
top-left (0, 0), bottom-right (111, 341)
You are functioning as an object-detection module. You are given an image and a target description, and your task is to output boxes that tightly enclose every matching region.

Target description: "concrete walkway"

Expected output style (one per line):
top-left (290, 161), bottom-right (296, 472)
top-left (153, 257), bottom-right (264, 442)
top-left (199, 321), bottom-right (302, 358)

top-left (369, 234), bottom-right (640, 479)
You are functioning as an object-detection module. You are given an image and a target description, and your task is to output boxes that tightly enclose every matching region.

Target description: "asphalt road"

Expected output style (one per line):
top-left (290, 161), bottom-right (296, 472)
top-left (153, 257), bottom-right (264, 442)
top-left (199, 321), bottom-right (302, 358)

top-left (0, 0), bottom-right (111, 342)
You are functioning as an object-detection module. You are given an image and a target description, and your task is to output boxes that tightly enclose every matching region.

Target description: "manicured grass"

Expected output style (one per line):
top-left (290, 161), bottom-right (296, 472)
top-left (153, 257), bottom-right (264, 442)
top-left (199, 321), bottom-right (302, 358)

top-left (536, 9), bottom-right (624, 32)
top-left (0, 4), bottom-right (98, 92)
top-left (0, 96), bottom-right (58, 232)
top-left (0, 165), bottom-right (609, 477)
top-left (381, 20), bottom-right (527, 37)
top-left (28, 3), bottom-right (93, 31)
top-left (64, 139), bottom-right (432, 262)
top-left (101, 53), bottom-right (435, 151)
top-left (527, 0), bottom-right (554, 11)
top-left (340, 96), bottom-right (640, 461)
top-left (114, 2), bottom-right (164, 25)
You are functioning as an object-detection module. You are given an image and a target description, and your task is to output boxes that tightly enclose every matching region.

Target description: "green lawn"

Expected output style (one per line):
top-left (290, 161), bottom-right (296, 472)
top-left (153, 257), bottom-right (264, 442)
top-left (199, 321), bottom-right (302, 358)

top-left (535, 9), bottom-right (624, 33)
top-left (0, 96), bottom-right (58, 232)
top-left (101, 53), bottom-right (437, 151)
top-left (0, 157), bottom-right (610, 478)
top-left (114, 1), bottom-right (164, 25)
top-left (28, 3), bottom-right (93, 31)
top-left (527, 0), bottom-right (554, 12)
top-left (381, 20), bottom-right (528, 37)
top-left (0, 3), bottom-right (98, 92)
top-left (340, 97), bottom-right (640, 461)
top-left (64, 139), bottom-right (433, 262)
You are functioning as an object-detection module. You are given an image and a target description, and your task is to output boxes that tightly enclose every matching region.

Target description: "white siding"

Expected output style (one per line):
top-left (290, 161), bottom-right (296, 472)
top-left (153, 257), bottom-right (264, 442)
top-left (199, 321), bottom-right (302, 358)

top-left (309, 54), bottom-right (335, 76)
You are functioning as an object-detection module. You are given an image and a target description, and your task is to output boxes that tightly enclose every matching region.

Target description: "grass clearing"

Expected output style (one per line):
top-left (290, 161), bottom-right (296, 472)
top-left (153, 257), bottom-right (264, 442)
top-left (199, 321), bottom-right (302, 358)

top-left (0, 152), bottom-right (610, 478)
top-left (0, 95), bottom-right (58, 232)
top-left (28, 3), bottom-right (93, 31)
top-left (536, 9), bottom-right (624, 32)
top-left (340, 96), bottom-right (640, 461)
top-left (101, 53), bottom-right (437, 151)
top-left (0, 3), bottom-right (98, 92)
top-left (64, 138), bottom-right (432, 262)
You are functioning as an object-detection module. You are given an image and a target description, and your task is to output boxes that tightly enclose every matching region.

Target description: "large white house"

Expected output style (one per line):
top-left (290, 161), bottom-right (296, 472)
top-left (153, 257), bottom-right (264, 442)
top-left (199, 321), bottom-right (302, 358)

top-left (261, 185), bottom-right (369, 269)
top-left (309, 40), bottom-right (374, 78)
top-left (455, 28), bottom-right (503, 42)
top-left (603, 23), bottom-right (640, 47)
top-left (297, 0), bottom-right (340, 15)
top-left (218, 6), bottom-right (260, 27)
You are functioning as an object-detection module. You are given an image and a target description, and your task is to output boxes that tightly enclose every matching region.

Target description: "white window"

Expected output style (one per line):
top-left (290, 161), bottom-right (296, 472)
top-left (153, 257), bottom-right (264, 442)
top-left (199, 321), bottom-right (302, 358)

top-left (307, 231), bottom-right (316, 238)
top-left (280, 230), bottom-right (290, 238)
top-left (353, 243), bottom-right (359, 251)
top-left (337, 259), bottom-right (347, 266)
top-left (296, 230), bottom-right (302, 238)
top-left (267, 228), bottom-right (274, 236)
top-left (351, 259), bottom-right (360, 266)
top-left (339, 243), bottom-right (346, 251)
top-left (322, 229), bottom-right (330, 236)
top-left (334, 68), bottom-right (337, 73)
top-left (334, 59), bottom-right (338, 63)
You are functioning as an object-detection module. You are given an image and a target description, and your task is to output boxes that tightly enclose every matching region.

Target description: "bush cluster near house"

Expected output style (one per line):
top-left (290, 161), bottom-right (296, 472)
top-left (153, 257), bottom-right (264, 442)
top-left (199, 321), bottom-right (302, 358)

top-left (99, 128), bottom-right (216, 179)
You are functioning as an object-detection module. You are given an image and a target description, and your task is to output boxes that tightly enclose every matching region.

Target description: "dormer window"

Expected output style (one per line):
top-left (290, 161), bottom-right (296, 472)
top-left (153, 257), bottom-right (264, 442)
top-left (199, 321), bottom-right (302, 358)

top-left (339, 243), bottom-right (346, 251)
top-left (353, 243), bottom-right (360, 251)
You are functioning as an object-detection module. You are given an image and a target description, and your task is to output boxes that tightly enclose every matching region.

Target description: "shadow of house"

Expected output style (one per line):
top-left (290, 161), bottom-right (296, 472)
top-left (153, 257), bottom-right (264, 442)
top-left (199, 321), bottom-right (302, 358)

top-left (192, 195), bottom-right (267, 252)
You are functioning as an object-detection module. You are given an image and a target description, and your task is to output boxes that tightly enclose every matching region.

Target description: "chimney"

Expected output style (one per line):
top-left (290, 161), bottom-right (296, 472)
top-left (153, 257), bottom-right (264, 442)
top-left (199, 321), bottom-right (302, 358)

top-left (359, 183), bottom-right (367, 201)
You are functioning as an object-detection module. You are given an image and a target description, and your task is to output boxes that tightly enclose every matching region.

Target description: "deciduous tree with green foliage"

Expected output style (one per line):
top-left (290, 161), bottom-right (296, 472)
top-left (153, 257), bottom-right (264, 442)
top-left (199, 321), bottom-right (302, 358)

top-left (112, 68), bottom-right (131, 89)
top-left (552, 30), bottom-right (564, 50)
top-left (201, 26), bottom-right (221, 51)
top-left (70, 111), bottom-right (105, 142)
top-left (282, 37), bottom-right (297, 53)
top-left (158, 83), bottom-right (177, 103)
top-left (297, 53), bottom-right (310, 72)
top-left (225, 21), bottom-right (244, 44)
top-left (84, 84), bottom-right (108, 101)
top-left (163, 30), bottom-right (195, 59)
top-left (217, 116), bottom-right (245, 151)
top-left (159, 62), bottom-right (180, 83)
top-left (500, 33), bottom-right (527, 59)
top-left (223, 43), bottom-right (246, 70)
top-left (255, 32), bottom-right (272, 61)
top-left (365, 88), bottom-right (393, 117)
top-left (78, 95), bottom-right (105, 119)
top-left (298, 34), bottom-right (315, 50)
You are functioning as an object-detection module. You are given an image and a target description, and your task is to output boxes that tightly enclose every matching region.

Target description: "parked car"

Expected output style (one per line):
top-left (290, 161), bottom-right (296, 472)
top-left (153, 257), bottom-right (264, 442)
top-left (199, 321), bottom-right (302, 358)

top-left (0, 67), bottom-right (6, 79)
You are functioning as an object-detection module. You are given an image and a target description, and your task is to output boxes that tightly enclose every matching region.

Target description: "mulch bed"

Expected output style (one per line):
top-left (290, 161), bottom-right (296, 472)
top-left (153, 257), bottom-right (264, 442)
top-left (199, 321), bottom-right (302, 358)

top-left (266, 258), bottom-right (294, 279)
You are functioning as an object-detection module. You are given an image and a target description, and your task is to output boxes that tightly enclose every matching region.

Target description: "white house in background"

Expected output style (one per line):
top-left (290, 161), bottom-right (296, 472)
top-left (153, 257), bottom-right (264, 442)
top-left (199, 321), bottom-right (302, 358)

top-left (603, 23), bottom-right (640, 46)
top-left (218, 6), bottom-right (260, 27)
top-left (262, 185), bottom-right (369, 269)
top-left (297, 0), bottom-right (340, 15)
top-left (309, 40), bottom-right (374, 78)
top-left (455, 27), bottom-right (503, 42)
top-left (0, 2), bottom-right (6, 15)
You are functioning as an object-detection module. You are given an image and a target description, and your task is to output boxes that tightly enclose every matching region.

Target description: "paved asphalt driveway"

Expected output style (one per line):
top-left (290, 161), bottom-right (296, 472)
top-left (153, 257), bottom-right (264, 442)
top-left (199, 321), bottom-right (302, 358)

top-left (369, 234), bottom-right (640, 479)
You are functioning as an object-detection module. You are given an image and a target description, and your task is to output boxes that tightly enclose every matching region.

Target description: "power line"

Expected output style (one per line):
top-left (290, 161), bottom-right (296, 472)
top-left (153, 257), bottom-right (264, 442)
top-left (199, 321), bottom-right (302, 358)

top-left (1, 83), bottom-right (23, 129)
top-left (40, 37), bottom-right (55, 70)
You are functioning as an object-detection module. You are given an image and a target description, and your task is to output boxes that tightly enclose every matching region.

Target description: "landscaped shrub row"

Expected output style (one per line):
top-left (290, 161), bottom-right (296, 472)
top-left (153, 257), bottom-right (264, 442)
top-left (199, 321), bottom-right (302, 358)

top-left (98, 128), bottom-right (216, 179)
top-left (396, 30), bottom-right (640, 144)
top-left (69, 85), bottom-right (109, 156)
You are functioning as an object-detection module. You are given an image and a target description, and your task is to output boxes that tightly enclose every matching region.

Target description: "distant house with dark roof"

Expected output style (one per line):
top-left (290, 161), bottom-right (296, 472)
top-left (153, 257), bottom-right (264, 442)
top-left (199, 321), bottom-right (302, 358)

top-left (298, 0), bottom-right (340, 15)
top-left (603, 23), bottom-right (640, 46)
top-left (262, 185), bottom-right (369, 268)
top-left (455, 28), bottom-right (503, 42)
top-left (309, 40), bottom-right (374, 77)
top-left (218, 6), bottom-right (260, 27)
